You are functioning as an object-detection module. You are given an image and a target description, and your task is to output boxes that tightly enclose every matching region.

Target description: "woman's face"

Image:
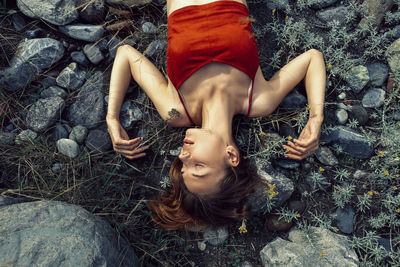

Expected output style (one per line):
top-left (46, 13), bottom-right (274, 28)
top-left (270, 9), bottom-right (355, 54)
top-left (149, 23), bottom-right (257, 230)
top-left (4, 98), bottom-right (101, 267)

top-left (178, 128), bottom-right (230, 195)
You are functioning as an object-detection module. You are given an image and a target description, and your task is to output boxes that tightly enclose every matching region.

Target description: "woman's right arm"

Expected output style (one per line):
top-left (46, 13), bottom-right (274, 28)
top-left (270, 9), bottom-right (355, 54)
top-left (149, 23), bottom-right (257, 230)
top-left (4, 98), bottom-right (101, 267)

top-left (107, 45), bottom-right (176, 159)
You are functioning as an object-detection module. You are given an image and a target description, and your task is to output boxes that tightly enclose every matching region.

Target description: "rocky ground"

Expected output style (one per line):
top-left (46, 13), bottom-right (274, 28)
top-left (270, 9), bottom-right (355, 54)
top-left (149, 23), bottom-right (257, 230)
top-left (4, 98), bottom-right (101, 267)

top-left (0, 0), bottom-right (400, 266)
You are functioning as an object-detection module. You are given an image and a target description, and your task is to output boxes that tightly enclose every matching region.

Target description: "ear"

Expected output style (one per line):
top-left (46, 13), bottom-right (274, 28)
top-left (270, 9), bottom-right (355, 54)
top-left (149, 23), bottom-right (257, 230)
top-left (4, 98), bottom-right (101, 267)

top-left (226, 146), bottom-right (240, 167)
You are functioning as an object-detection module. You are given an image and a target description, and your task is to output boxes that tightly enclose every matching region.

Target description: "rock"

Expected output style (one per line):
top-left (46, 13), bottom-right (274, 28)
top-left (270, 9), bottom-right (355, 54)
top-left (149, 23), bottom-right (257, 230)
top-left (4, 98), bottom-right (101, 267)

top-left (309, 0), bottom-right (338, 9)
top-left (0, 200), bottom-right (139, 266)
top-left (0, 195), bottom-right (22, 208)
top-left (386, 38), bottom-right (400, 75)
top-left (51, 162), bottom-right (65, 172)
top-left (108, 37), bottom-right (125, 59)
top-left (322, 126), bottom-right (374, 159)
top-left (59, 24), bottom-right (105, 42)
top-left (142, 22), bottom-right (157, 34)
top-left (265, 214), bottom-right (294, 232)
top-left (337, 92), bottom-right (346, 100)
top-left (274, 159), bottom-right (300, 169)
top-left (260, 226), bottom-right (359, 266)
top-left (334, 204), bottom-right (355, 234)
top-left (238, 261), bottom-right (253, 267)
top-left (144, 40), bottom-right (167, 57)
top-left (280, 91), bottom-right (307, 109)
top-left (57, 138), bottom-right (79, 158)
top-left (266, 0), bottom-right (289, 10)
top-left (0, 132), bottom-right (16, 145)
top-left (120, 101), bottom-right (143, 130)
top-left (40, 86), bottom-right (68, 99)
top-left (0, 38), bottom-right (65, 92)
top-left (85, 129), bottom-right (112, 153)
top-left (288, 200), bottom-right (306, 214)
top-left (353, 170), bottom-right (374, 180)
top-left (25, 96), bottom-right (65, 132)
top-left (67, 71), bottom-right (105, 129)
top-left (393, 25), bottom-right (400, 39)
top-left (392, 111), bottom-right (400, 120)
top-left (53, 124), bottom-right (68, 140)
top-left (347, 105), bottom-right (369, 126)
top-left (316, 5), bottom-right (349, 27)
top-left (367, 62), bottom-right (388, 87)
top-left (344, 65), bottom-right (370, 93)
top-left (105, 0), bottom-right (152, 7)
top-left (362, 88), bottom-right (385, 108)
top-left (12, 13), bottom-right (27, 31)
top-left (41, 76), bottom-right (57, 88)
top-left (315, 146), bottom-right (338, 166)
top-left (25, 28), bottom-right (45, 38)
top-left (56, 62), bottom-right (86, 90)
top-left (277, 122), bottom-right (298, 139)
top-left (83, 43), bottom-right (105, 64)
top-left (377, 237), bottom-right (397, 252)
top-left (15, 129), bottom-right (37, 144)
top-left (17, 0), bottom-right (78, 25)
top-left (169, 147), bottom-right (181, 156)
top-left (335, 109), bottom-right (348, 124)
top-left (71, 51), bottom-right (89, 66)
top-left (76, 0), bottom-right (105, 23)
top-left (197, 241), bottom-right (206, 251)
top-left (249, 158), bottom-right (295, 213)
top-left (203, 226), bottom-right (229, 245)
top-left (69, 125), bottom-right (88, 144)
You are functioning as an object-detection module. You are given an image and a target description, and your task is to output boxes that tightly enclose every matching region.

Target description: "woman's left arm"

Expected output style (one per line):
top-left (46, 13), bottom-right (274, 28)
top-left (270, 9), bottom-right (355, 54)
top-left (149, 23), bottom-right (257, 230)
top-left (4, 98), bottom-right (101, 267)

top-left (250, 49), bottom-right (326, 160)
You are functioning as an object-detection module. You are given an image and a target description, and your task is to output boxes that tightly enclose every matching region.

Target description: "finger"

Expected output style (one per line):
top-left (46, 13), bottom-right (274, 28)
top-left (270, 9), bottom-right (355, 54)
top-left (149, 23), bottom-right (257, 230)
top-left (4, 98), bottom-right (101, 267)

top-left (116, 145), bottom-right (150, 156)
top-left (283, 145), bottom-right (303, 156)
top-left (123, 152), bottom-right (146, 160)
top-left (287, 141), bottom-right (307, 153)
top-left (284, 153), bottom-right (303, 161)
top-left (294, 137), bottom-right (318, 148)
top-left (114, 138), bottom-right (139, 146)
top-left (115, 139), bottom-right (141, 149)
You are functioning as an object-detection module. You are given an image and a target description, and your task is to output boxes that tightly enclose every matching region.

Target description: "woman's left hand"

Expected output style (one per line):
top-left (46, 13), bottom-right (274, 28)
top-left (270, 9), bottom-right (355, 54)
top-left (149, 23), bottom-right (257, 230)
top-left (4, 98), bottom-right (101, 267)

top-left (283, 117), bottom-right (323, 160)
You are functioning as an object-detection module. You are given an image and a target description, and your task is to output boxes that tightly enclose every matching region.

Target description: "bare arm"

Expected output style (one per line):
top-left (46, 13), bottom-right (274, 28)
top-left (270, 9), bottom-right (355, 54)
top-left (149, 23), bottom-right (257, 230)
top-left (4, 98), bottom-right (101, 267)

top-left (251, 49), bottom-right (326, 160)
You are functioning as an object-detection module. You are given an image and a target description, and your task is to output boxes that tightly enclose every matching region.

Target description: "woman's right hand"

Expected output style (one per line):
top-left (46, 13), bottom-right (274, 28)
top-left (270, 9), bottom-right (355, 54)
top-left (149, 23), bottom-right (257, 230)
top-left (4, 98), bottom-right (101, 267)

top-left (106, 117), bottom-right (149, 160)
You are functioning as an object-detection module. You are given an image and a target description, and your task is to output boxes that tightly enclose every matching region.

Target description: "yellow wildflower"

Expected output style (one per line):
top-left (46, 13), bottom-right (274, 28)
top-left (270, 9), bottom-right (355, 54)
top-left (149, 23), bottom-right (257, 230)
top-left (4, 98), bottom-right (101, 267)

top-left (296, 213), bottom-right (301, 218)
top-left (288, 135), bottom-right (293, 141)
top-left (333, 185), bottom-right (339, 190)
top-left (285, 15), bottom-right (289, 19)
top-left (368, 191), bottom-right (374, 196)
top-left (265, 184), bottom-right (279, 199)
top-left (272, 8), bottom-right (276, 14)
top-left (319, 167), bottom-right (325, 172)
top-left (378, 151), bottom-right (384, 157)
top-left (396, 209), bottom-right (400, 214)
top-left (383, 170), bottom-right (389, 176)
top-left (238, 220), bottom-right (247, 234)
top-left (394, 154), bottom-right (398, 157)
top-left (393, 186), bottom-right (398, 191)
top-left (328, 63), bottom-right (332, 69)
top-left (333, 227), bottom-right (339, 232)
top-left (398, 122), bottom-right (400, 127)
top-left (318, 252), bottom-right (325, 259)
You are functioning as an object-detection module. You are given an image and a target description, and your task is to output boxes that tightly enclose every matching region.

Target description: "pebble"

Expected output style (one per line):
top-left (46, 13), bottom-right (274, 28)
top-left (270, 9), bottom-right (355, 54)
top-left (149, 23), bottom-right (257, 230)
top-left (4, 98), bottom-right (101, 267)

top-left (274, 159), bottom-right (300, 169)
top-left (203, 227), bottom-right (228, 245)
top-left (53, 124), bottom-right (68, 140)
top-left (338, 92), bottom-right (346, 100)
top-left (40, 86), bottom-right (68, 99)
top-left (280, 91), bottom-right (307, 109)
top-left (197, 241), bottom-right (206, 251)
top-left (144, 40), bottom-right (167, 57)
top-left (335, 109), bottom-right (348, 124)
top-left (0, 132), bottom-right (16, 145)
top-left (26, 28), bottom-right (45, 38)
top-left (56, 62), bottom-right (86, 90)
top-left (142, 22), bottom-right (158, 34)
top-left (315, 146), bottom-right (339, 166)
top-left (69, 125), bottom-right (88, 144)
top-left (85, 129), bottom-right (112, 153)
top-left (344, 65), bottom-right (370, 94)
top-left (51, 162), bottom-right (65, 172)
top-left (265, 214), bottom-right (294, 232)
top-left (71, 51), bottom-right (89, 67)
top-left (362, 88), bottom-right (386, 108)
top-left (56, 138), bottom-right (79, 158)
top-left (15, 130), bottom-right (38, 145)
top-left (334, 204), bottom-right (355, 234)
top-left (348, 105), bottom-right (369, 125)
top-left (40, 77), bottom-right (57, 88)
top-left (367, 62), bottom-right (389, 87)
top-left (169, 147), bottom-right (181, 156)
top-left (83, 43), bottom-right (105, 64)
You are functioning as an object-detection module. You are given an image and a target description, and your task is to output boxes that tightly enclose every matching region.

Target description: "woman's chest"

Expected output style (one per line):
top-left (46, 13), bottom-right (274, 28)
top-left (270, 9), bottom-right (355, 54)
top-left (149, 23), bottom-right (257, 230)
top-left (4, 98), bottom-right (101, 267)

top-left (167, 0), bottom-right (248, 17)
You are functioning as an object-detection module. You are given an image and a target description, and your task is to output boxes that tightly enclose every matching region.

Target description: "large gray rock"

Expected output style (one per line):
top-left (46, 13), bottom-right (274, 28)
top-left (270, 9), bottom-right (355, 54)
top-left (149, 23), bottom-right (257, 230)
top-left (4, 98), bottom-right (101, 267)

top-left (0, 38), bottom-right (64, 92)
top-left (76, 0), bottom-right (105, 23)
top-left (56, 138), bottom-right (79, 158)
top-left (344, 65), bottom-right (370, 94)
top-left (260, 226), bottom-right (359, 266)
top-left (26, 97), bottom-right (65, 132)
top-left (249, 158), bottom-right (294, 213)
top-left (59, 24), bottom-right (105, 42)
top-left (40, 86), bottom-right (68, 99)
top-left (0, 195), bottom-right (22, 208)
top-left (322, 126), bottom-right (374, 159)
top-left (85, 129), bottom-right (112, 153)
top-left (67, 71), bottom-right (105, 129)
top-left (105, 0), bottom-right (152, 7)
top-left (309, 0), bottom-right (339, 9)
top-left (362, 88), bottom-right (385, 108)
top-left (0, 200), bottom-right (139, 266)
top-left (120, 101), bottom-right (143, 130)
top-left (316, 5), bottom-right (349, 27)
top-left (367, 62), bottom-right (389, 87)
top-left (56, 62), bottom-right (86, 90)
top-left (203, 226), bottom-right (229, 246)
top-left (386, 38), bottom-right (400, 75)
top-left (17, 0), bottom-right (78, 25)
top-left (15, 130), bottom-right (37, 144)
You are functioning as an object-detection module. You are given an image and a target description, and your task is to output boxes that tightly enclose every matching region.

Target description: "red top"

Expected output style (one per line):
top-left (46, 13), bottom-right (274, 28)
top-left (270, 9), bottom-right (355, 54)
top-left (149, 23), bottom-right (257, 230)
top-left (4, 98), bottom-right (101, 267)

top-left (167, 1), bottom-right (260, 124)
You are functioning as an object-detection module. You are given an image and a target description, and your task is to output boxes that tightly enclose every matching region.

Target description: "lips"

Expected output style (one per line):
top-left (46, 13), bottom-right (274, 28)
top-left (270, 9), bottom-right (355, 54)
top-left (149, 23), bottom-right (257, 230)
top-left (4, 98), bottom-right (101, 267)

top-left (183, 138), bottom-right (194, 144)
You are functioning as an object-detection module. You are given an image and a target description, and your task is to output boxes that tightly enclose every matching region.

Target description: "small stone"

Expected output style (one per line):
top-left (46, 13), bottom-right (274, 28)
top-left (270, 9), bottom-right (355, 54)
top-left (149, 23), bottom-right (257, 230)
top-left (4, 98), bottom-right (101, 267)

top-left (85, 129), bottom-right (112, 153)
top-left (344, 65), bottom-right (370, 93)
top-left (56, 63), bottom-right (86, 90)
top-left (280, 91), bottom-right (307, 109)
top-left (120, 101), bottom-right (143, 130)
top-left (76, 0), bottom-right (105, 23)
top-left (392, 111), bottom-right (400, 120)
top-left (144, 40), bottom-right (167, 57)
top-left (69, 125), bottom-right (88, 144)
top-left (348, 105), bottom-right (369, 125)
top-left (169, 147), bottom-right (181, 156)
top-left (25, 28), bottom-right (44, 38)
top-left (337, 103), bottom-right (348, 110)
top-left (0, 132), bottom-right (16, 145)
top-left (338, 92), bottom-right (346, 100)
top-left (83, 43), bottom-right (105, 64)
top-left (71, 51), bottom-right (89, 67)
top-left (197, 241), bottom-right (206, 251)
top-left (274, 159), bottom-right (300, 169)
top-left (25, 97), bottom-right (65, 132)
top-left (15, 129), bottom-right (37, 144)
top-left (334, 204), bottom-right (355, 234)
top-left (53, 124), bottom-right (68, 140)
top-left (40, 86), bottom-right (68, 99)
top-left (315, 146), bottom-right (339, 166)
top-left (57, 138), bottom-right (79, 158)
top-left (238, 261), bottom-right (253, 267)
top-left (288, 200), bottom-right (306, 214)
top-left (265, 214), bottom-right (294, 232)
top-left (335, 109), bottom-right (348, 124)
top-left (142, 22), bottom-right (157, 34)
top-left (362, 88), bottom-right (385, 108)
top-left (40, 77), bottom-right (57, 88)
top-left (367, 62), bottom-right (388, 87)
top-left (316, 5), bottom-right (349, 27)
top-left (203, 227), bottom-right (229, 245)
top-left (59, 24), bottom-right (105, 42)
top-left (51, 162), bottom-right (65, 172)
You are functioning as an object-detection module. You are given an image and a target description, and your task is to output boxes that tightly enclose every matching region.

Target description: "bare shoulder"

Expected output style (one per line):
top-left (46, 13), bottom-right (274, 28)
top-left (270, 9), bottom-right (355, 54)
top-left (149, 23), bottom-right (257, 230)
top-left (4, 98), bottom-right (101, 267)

top-left (163, 80), bottom-right (193, 127)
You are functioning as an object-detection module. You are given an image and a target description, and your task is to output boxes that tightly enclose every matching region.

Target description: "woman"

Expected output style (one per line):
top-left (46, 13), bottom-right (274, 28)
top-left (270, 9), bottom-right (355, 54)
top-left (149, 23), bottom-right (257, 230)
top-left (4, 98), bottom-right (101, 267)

top-left (106, 0), bottom-right (325, 230)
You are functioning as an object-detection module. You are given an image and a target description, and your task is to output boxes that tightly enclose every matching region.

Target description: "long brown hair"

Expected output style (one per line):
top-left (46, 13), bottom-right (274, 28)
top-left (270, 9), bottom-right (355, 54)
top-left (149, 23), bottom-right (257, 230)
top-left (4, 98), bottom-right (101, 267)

top-left (149, 157), bottom-right (260, 230)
